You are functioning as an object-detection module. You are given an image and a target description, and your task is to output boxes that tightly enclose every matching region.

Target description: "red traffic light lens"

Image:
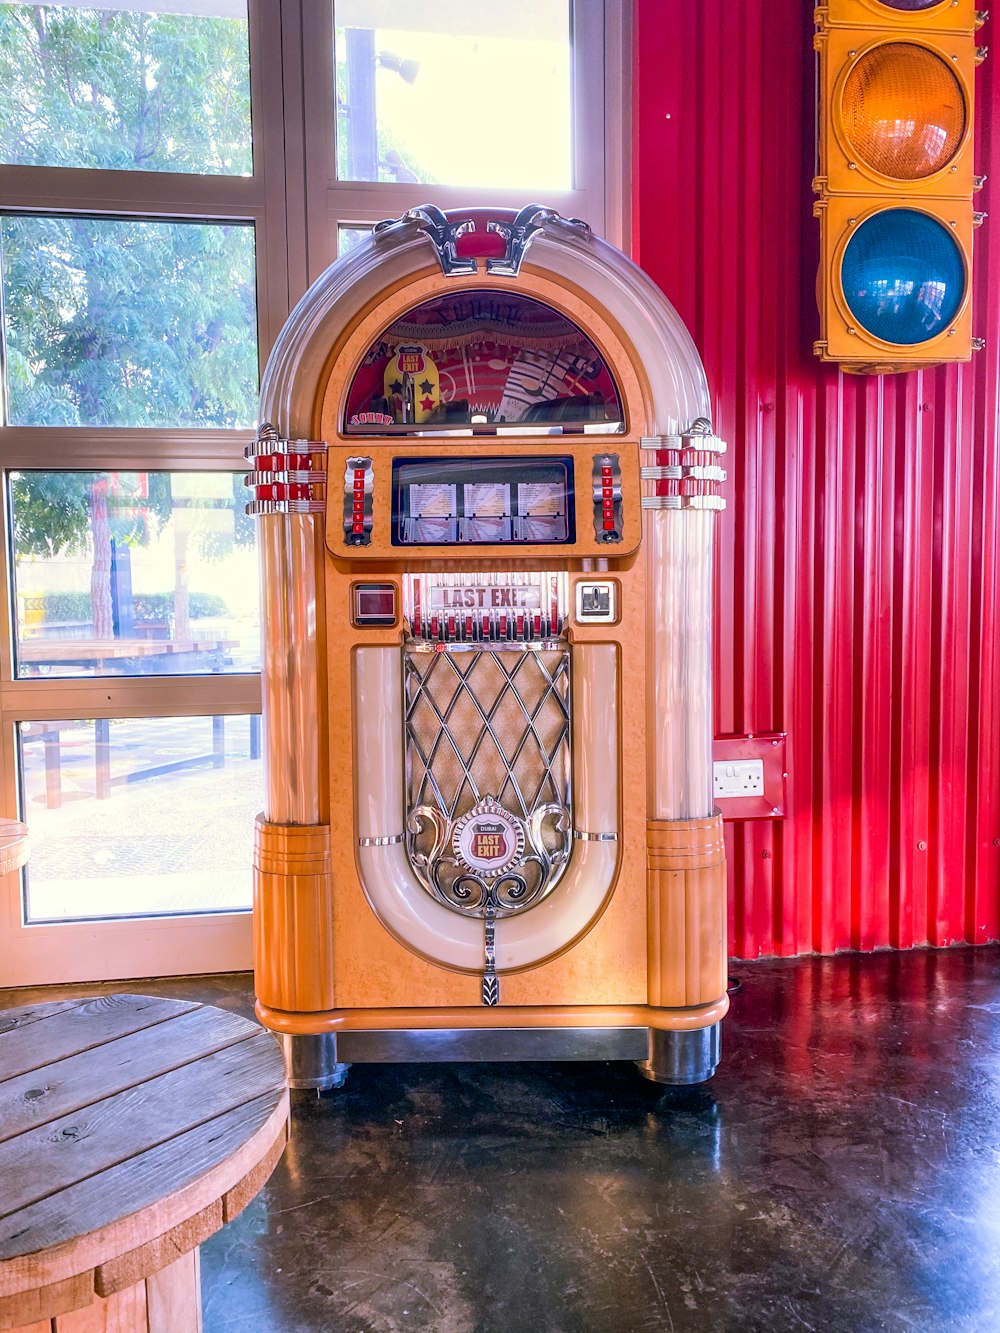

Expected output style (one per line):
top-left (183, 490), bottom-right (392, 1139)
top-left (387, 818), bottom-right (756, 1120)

top-left (842, 43), bottom-right (966, 180)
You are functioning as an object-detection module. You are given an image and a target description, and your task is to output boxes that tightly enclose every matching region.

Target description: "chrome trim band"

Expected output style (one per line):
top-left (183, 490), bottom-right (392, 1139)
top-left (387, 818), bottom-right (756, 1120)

top-left (640, 434), bottom-right (727, 454)
top-left (247, 499), bottom-right (326, 515)
top-left (245, 439), bottom-right (327, 458)
top-left (640, 465), bottom-right (727, 482)
top-left (358, 834), bottom-right (404, 847)
top-left (573, 830), bottom-right (619, 842)
top-left (245, 469), bottom-right (327, 486)
top-left (335, 1026), bottom-right (649, 1063)
top-left (640, 495), bottom-right (727, 511)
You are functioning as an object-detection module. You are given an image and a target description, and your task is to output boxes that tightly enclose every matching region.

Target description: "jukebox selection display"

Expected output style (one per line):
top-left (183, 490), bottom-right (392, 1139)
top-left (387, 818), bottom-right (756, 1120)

top-left (249, 203), bottom-right (729, 1090)
top-left (392, 456), bottom-right (574, 546)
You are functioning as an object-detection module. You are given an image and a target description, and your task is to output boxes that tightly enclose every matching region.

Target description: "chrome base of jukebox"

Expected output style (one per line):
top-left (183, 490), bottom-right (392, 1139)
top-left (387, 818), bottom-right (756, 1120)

top-left (636, 1024), bottom-right (722, 1087)
top-left (279, 1024), bottom-right (720, 1089)
top-left (280, 1033), bottom-right (351, 1091)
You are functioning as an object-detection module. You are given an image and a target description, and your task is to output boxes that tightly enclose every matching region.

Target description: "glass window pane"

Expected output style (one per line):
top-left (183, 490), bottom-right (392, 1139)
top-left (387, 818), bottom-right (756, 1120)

top-left (1, 214), bottom-right (258, 428)
top-left (18, 715), bottom-right (260, 921)
top-left (10, 470), bottom-right (260, 678)
top-left (338, 224), bottom-right (372, 256)
top-left (334, 0), bottom-right (572, 189)
top-left (0, 2), bottom-right (251, 175)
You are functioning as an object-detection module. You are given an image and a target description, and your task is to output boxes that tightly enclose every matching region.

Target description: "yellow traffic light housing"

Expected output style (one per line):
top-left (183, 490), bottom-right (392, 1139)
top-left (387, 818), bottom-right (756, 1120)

top-left (820, 0), bottom-right (982, 34)
top-left (813, 0), bottom-right (987, 372)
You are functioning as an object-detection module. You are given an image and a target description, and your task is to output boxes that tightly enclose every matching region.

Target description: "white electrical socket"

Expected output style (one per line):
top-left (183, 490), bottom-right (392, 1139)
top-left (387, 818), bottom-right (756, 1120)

top-left (713, 758), bottom-right (765, 799)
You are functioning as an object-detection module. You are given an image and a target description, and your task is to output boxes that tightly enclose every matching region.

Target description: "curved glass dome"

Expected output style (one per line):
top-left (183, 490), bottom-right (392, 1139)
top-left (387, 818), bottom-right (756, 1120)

top-left (841, 209), bottom-right (965, 346)
top-left (343, 290), bottom-right (624, 435)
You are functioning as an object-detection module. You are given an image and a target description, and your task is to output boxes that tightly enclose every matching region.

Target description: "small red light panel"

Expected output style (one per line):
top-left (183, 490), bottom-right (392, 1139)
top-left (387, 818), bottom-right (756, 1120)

top-left (592, 454), bottom-right (623, 543)
top-left (352, 583), bottom-right (397, 627)
top-left (343, 456), bottom-right (374, 547)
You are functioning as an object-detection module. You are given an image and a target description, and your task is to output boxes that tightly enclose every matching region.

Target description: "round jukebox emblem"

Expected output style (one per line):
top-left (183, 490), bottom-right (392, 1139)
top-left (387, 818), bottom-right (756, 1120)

top-left (451, 797), bottom-right (525, 878)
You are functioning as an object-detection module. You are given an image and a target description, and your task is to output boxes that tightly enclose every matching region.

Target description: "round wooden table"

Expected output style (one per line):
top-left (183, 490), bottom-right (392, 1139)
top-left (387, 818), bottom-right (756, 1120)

top-left (0, 994), bottom-right (288, 1332)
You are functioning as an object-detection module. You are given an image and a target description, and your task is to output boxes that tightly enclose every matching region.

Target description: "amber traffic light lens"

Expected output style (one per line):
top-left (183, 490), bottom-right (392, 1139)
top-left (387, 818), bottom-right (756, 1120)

top-left (842, 43), bottom-right (966, 180)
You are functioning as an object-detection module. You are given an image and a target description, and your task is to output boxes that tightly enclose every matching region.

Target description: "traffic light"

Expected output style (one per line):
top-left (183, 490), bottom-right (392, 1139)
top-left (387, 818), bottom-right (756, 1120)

top-left (813, 0), bottom-right (987, 372)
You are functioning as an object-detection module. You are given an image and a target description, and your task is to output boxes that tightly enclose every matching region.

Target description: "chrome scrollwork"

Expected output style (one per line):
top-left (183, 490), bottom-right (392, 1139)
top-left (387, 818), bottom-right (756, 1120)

top-left (486, 204), bottom-right (591, 276)
top-left (407, 801), bottom-right (569, 1008)
top-left (374, 203), bottom-right (477, 276)
top-left (374, 203), bottom-right (590, 278)
top-left (406, 796), bottom-right (571, 920)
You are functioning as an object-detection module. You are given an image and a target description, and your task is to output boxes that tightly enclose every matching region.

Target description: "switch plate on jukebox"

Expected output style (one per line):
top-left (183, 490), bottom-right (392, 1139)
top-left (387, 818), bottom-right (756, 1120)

top-left (248, 205), bottom-right (729, 1089)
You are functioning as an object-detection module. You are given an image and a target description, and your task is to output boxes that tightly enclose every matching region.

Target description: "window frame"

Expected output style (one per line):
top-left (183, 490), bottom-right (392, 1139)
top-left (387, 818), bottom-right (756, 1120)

top-left (0, 0), bottom-right (629, 986)
top-left (0, 0), bottom-right (290, 984)
top-left (302, 0), bottom-right (630, 281)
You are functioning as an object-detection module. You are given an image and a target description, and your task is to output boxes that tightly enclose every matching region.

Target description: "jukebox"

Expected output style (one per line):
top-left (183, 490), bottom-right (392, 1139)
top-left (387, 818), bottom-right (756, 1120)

top-left (247, 205), bottom-right (728, 1088)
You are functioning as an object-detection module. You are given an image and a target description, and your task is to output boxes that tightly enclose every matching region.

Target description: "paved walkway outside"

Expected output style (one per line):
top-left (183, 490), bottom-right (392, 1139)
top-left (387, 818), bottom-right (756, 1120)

top-left (20, 715), bottom-right (261, 920)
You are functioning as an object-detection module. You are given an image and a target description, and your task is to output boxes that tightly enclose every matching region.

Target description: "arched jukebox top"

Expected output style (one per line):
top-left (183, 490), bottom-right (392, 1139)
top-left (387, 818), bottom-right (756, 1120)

top-left (258, 204), bottom-right (715, 444)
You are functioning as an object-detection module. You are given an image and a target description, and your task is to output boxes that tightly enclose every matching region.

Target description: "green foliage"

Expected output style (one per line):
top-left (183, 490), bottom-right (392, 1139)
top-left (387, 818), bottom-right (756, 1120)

top-left (0, 5), bottom-right (251, 174)
top-left (2, 215), bottom-right (258, 429)
top-left (11, 470), bottom-right (253, 564)
top-left (11, 472), bottom-right (172, 558)
top-left (30, 590), bottom-right (227, 624)
top-left (0, 10), bottom-right (258, 567)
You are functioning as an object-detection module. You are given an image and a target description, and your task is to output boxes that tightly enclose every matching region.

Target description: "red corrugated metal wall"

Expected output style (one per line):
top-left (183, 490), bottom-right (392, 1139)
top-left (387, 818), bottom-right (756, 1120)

top-left (633, 0), bottom-right (1000, 958)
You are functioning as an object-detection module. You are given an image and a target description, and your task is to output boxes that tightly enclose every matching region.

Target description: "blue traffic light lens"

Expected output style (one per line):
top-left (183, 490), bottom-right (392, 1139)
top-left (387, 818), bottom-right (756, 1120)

top-left (841, 209), bottom-right (965, 345)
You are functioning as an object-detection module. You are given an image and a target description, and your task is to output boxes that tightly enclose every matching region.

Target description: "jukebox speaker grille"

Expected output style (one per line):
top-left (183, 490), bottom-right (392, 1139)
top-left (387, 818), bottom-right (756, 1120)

top-left (403, 643), bottom-right (572, 918)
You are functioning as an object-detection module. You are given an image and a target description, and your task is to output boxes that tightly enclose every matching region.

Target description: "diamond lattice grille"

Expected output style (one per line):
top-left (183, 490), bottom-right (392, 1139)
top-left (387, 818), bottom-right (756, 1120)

top-left (404, 647), bottom-right (571, 824)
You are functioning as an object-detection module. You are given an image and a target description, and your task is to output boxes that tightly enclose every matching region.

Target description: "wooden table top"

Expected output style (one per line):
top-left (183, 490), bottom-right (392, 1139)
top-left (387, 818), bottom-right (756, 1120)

top-left (0, 822), bottom-right (28, 877)
top-left (0, 995), bottom-right (288, 1330)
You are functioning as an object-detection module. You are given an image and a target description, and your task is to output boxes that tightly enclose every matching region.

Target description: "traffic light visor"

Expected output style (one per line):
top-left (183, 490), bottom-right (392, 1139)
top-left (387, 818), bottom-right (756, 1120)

top-left (842, 44), bottom-right (966, 181)
top-left (841, 208), bottom-right (966, 344)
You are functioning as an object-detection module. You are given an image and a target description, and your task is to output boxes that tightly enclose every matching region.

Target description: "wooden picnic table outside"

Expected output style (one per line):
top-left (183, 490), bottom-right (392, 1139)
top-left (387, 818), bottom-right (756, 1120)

top-left (17, 639), bottom-right (238, 670)
top-left (25, 715), bottom-right (260, 810)
top-left (0, 995), bottom-right (288, 1332)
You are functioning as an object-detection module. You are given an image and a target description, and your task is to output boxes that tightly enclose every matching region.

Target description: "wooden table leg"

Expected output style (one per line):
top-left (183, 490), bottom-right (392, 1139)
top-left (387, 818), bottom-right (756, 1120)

top-left (146, 1249), bottom-right (201, 1333)
top-left (9, 1250), bottom-right (202, 1333)
top-left (55, 1282), bottom-right (147, 1330)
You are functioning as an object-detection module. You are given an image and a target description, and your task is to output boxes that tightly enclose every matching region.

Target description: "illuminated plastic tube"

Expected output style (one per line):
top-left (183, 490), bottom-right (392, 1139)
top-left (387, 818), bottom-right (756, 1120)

top-left (258, 512), bottom-right (324, 824)
top-left (644, 506), bottom-right (715, 821)
top-left (354, 645), bottom-right (620, 972)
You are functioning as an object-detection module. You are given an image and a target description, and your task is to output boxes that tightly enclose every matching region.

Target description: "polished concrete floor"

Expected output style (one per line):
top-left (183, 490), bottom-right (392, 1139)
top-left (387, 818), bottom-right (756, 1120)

top-left (5, 947), bottom-right (1000, 1332)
